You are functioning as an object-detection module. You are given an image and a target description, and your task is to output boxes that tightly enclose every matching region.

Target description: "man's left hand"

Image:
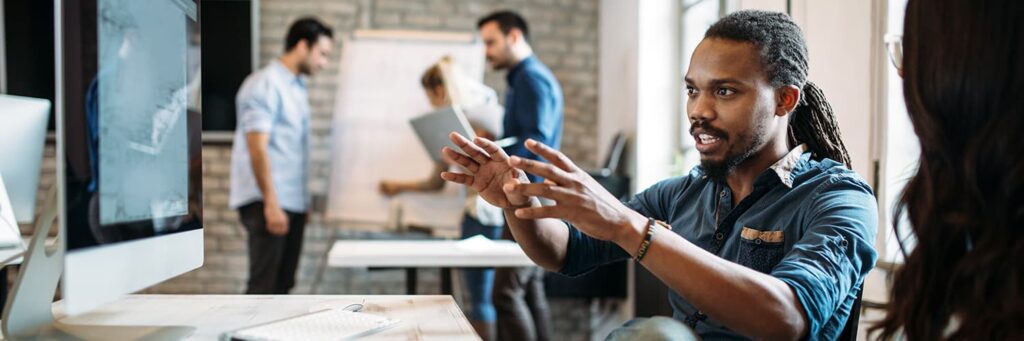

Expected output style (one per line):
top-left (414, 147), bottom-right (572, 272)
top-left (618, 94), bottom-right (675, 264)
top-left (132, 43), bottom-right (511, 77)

top-left (504, 139), bottom-right (647, 244)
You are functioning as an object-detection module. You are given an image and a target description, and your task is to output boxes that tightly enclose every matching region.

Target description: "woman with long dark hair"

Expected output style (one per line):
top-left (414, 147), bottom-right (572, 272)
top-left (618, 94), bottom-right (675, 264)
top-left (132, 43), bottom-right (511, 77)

top-left (873, 0), bottom-right (1024, 339)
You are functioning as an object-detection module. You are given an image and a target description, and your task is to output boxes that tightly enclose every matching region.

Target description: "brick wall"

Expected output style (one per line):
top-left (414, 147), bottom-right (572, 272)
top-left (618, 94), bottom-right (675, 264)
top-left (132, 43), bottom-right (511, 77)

top-left (20, 0), bottom-right (612, 339)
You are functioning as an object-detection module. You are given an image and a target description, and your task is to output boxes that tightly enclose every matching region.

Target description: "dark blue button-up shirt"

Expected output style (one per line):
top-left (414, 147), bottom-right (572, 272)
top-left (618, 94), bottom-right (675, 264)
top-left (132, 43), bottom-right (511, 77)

top-left (560, 146), bottom-right (878, 340)
top-left (502, 55), bottom-right (563, 183)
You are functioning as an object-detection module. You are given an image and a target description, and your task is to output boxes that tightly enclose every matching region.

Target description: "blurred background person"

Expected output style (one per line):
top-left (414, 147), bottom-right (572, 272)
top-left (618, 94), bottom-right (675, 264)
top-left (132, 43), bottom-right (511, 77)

top-left (379, 56), bottom-right (505, 340)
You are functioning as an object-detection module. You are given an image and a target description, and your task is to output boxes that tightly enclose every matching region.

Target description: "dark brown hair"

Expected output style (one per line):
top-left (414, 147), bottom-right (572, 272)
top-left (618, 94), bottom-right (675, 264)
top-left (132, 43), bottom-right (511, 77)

top-left (477, 10), bottom-right (530, 41)
top-left (872, 0), bottom-right (1024, 339)
top-left (284, 17), bottom-right (333, 52)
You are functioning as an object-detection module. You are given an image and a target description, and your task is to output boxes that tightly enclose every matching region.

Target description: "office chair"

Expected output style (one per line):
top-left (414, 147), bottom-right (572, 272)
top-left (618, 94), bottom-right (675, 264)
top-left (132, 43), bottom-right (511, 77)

top-left (837, 287), bottom-right (864, 341)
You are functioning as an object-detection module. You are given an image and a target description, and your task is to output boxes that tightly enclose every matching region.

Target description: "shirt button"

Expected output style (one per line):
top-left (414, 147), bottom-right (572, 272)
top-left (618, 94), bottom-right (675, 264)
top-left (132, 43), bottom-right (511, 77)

top-left (754, 238), bottom-right (763, 245)
top-left (714, 232), bottom-right (724, 240)
top-left (719, 191), bottom-right (726, 198)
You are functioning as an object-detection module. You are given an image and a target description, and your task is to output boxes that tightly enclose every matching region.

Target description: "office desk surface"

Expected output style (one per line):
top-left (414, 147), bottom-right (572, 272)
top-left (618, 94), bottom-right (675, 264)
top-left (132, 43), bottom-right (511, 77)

top-left (328, 239), bottom-right (535, 268)
top-left (54, 294), bottom-right (478, 340)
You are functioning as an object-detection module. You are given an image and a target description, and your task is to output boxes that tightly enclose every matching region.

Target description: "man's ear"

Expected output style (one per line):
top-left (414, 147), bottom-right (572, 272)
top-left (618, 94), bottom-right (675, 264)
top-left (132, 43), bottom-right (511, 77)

top-left (775, 85), bottom-right (800, 117)
top-left (295, 39), bottom-right (310, 55)
top-left (508, 28), bottom-right (523, 45)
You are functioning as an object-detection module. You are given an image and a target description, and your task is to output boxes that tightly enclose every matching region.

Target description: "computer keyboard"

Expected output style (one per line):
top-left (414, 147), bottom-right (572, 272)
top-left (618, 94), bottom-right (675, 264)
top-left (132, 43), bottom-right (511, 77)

top-left (220, 308), bottom-right (401, 341)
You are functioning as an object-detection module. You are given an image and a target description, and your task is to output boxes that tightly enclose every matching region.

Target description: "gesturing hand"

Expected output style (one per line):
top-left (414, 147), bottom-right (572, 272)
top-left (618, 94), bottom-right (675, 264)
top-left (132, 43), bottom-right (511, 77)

top-left (504, 139), bottom-right (646, 243)
top-left (439, 132), bottom-right (532, 209)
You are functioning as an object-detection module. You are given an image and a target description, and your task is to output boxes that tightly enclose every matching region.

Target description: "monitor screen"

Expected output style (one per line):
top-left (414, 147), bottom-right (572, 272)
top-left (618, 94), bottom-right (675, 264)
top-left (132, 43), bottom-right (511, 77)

top-left (63, 0), bottom-right (202, 251)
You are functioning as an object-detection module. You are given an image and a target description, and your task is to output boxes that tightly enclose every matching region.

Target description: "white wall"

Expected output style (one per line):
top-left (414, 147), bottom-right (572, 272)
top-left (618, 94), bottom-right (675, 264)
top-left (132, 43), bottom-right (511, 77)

top-left (633, 0), bottom-right (681, 191)
top-left (597, 0), bottom-right (638, 180)
top-left (598, 0), bottom-right (681, 193)
top-left (792, 0), bottom-right (881, 183)
top-left (598, 0), bottom-right (681, 325)
top-left (735, 0), bottom-right (883, 185)
top-left (734, 0), bottom-right (787, 13)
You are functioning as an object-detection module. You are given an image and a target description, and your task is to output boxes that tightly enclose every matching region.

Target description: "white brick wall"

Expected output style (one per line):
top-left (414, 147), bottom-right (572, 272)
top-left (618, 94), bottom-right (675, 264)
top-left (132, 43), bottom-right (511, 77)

top-left (17, 0), bottom-right (609, 338)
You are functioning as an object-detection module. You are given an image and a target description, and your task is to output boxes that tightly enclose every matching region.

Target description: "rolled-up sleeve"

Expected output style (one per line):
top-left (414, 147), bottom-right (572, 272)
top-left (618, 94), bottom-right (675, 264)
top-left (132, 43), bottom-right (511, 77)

top-left (558, 227), bottom-right (628, 277)
top-left (558, 177), bottom-right (684, 277)
top-left (771, 176), bottom-right (878, 337)
top-left (235, 78), bottom-right (278, 133)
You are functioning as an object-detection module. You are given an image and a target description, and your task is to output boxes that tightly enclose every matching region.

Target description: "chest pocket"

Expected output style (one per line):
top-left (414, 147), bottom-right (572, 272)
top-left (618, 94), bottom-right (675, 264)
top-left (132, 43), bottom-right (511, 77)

top-left (738, 227), bottom-right (785, 274)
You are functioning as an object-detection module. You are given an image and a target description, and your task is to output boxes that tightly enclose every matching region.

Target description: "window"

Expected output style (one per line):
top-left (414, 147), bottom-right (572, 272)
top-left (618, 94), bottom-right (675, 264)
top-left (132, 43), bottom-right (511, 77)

top-left (878, 0), bottom-right (916, 262)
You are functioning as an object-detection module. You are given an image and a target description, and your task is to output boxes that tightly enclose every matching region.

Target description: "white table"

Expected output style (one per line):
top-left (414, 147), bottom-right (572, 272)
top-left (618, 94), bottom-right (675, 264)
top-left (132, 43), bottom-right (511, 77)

top-left (327, 240), bottom-right (536, 294)
top-left (46, 294), bottom-right (478, 340)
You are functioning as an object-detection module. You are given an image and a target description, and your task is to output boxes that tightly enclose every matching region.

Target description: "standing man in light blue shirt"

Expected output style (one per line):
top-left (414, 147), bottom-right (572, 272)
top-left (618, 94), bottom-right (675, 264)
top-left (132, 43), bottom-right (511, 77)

top-left (230, 18), bottom-right (333, 294)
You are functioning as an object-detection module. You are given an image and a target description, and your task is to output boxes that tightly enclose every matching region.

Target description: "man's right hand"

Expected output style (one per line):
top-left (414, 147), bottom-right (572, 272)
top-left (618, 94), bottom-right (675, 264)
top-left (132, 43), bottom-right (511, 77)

top-left (440, 132), bottom-right (532, 209)
top-left (264, 204), bottom-right (289, 236)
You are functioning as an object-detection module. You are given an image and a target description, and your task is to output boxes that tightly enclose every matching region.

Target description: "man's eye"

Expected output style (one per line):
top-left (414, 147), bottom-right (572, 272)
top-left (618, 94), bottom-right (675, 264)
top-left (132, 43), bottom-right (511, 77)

top-left (716, 88), bottom-right (736, 96)
top-left (686, 87), bottom-right (698, 95)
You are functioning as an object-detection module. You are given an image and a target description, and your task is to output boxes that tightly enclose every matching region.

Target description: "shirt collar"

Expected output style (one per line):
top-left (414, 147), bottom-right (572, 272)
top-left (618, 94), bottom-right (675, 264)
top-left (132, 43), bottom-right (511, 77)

top-left (271, 59), bottom-right (306, 87)
top-left (767, 144), bottom-right (807, 188)
top-left (506, 55), bottom-right (536, 84)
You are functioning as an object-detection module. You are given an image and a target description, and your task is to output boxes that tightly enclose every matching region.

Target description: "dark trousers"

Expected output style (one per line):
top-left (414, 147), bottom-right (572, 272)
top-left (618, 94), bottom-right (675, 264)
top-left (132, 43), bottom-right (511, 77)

top-left (238, 201), bottom-right (307, 294)
top-left (493, 266), bottom-right (552, 341)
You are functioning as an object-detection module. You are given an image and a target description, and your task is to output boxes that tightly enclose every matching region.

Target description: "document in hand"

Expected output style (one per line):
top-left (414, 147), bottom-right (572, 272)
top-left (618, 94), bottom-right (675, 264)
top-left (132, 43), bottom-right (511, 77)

top-left (409, 106), bottom-right (477, 163)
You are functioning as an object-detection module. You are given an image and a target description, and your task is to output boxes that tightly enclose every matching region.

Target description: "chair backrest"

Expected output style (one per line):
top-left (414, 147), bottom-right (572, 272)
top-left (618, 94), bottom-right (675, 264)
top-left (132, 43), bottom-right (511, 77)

top-left (602, 132), bottom-right (627, 173)
top-left (837, 287), bottom-right (864, 341)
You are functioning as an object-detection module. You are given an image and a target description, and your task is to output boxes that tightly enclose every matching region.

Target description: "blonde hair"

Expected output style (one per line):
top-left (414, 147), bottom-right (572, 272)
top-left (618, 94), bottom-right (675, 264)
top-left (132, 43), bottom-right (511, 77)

top-left (419, 56), bottom-right (504, 137)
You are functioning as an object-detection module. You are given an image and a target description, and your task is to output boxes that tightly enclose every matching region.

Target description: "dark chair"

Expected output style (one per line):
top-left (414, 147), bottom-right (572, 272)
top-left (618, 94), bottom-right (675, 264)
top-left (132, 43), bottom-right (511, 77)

top-left (586, 132), bottom-right (629, 199)
top-left (837, 287), bottom-right (864, 341)
top-left (545, 132), bottom-right (631, 298)
top-left (590, 132), bottom-right (627, 177)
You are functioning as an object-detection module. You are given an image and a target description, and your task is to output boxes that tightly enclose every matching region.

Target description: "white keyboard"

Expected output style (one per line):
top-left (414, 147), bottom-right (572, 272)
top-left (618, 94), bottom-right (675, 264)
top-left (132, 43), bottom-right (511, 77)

top-left (221, 309), bottom-right (401, 341)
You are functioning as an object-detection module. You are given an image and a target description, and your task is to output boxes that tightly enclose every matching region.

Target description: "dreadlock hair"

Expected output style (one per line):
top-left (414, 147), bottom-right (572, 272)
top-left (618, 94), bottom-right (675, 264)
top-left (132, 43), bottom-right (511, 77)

top-left (705, 10), bottom-right (852, 167)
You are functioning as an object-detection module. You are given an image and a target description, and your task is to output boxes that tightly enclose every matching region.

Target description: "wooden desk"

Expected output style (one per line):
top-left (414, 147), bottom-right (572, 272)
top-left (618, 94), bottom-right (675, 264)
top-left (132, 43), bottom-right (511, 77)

top-left (53, 294), bottom-right (478, 340)
top-left (327, 240), bottom-right (536, 294)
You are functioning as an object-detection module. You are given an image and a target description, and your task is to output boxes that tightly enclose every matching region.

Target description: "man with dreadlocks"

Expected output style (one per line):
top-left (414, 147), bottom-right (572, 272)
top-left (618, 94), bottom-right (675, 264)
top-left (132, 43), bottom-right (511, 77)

top-left (439, 10), bottom-right (877, 340)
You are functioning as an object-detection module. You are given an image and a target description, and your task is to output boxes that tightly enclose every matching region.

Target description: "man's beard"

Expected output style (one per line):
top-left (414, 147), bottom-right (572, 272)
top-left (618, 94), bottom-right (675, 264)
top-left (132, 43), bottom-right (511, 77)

top-left (489, 57), bottom-right (511, 70)
top-left (697, 118), bottom-right (769, 181)
top-left (488, 49), bottom-right (515, 70)
top-left (298, 61), bottom-right (313, 76)
top-left (701, 149), bottom-right (758, 181)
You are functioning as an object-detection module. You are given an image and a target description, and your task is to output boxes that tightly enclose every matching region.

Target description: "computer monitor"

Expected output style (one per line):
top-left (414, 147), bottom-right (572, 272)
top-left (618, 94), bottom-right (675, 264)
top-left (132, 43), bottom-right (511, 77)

top-left (0, 95), bottom-right (50, 224)
top-left (58, 0), bottom-right (203, 316)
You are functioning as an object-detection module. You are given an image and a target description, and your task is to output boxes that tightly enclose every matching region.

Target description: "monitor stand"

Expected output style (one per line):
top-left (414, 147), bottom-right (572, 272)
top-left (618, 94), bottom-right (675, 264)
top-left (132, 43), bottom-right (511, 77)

top-left (1, 188), bottom-right (195, 340)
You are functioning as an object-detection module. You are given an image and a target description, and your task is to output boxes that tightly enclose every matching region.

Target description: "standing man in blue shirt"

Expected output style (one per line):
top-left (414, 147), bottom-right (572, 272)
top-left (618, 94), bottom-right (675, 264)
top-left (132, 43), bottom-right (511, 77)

top-left (477, 11), bottom-right (562, 341)
top-left (443, 11), bottom-right (877, 340)
top-left (229, 18), bottom-right (333, 294)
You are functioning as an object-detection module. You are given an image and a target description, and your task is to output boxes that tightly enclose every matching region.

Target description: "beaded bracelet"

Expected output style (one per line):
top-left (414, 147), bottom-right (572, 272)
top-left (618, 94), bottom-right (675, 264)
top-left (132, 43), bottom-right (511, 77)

top-left (635, 217), bottom-right (657, 262)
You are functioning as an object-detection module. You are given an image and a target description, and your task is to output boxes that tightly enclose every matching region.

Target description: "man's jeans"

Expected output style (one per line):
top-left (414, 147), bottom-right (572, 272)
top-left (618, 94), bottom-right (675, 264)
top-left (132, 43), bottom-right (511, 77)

top-left (606, 316), bottom-right (700, 341)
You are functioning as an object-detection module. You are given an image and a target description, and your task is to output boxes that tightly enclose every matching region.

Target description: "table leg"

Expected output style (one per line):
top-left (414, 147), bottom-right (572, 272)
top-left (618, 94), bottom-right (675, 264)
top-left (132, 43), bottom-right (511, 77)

top-left (440, 267), bottom-right (453, 295)
top-left (406, 268), bottom-right (417, 295)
